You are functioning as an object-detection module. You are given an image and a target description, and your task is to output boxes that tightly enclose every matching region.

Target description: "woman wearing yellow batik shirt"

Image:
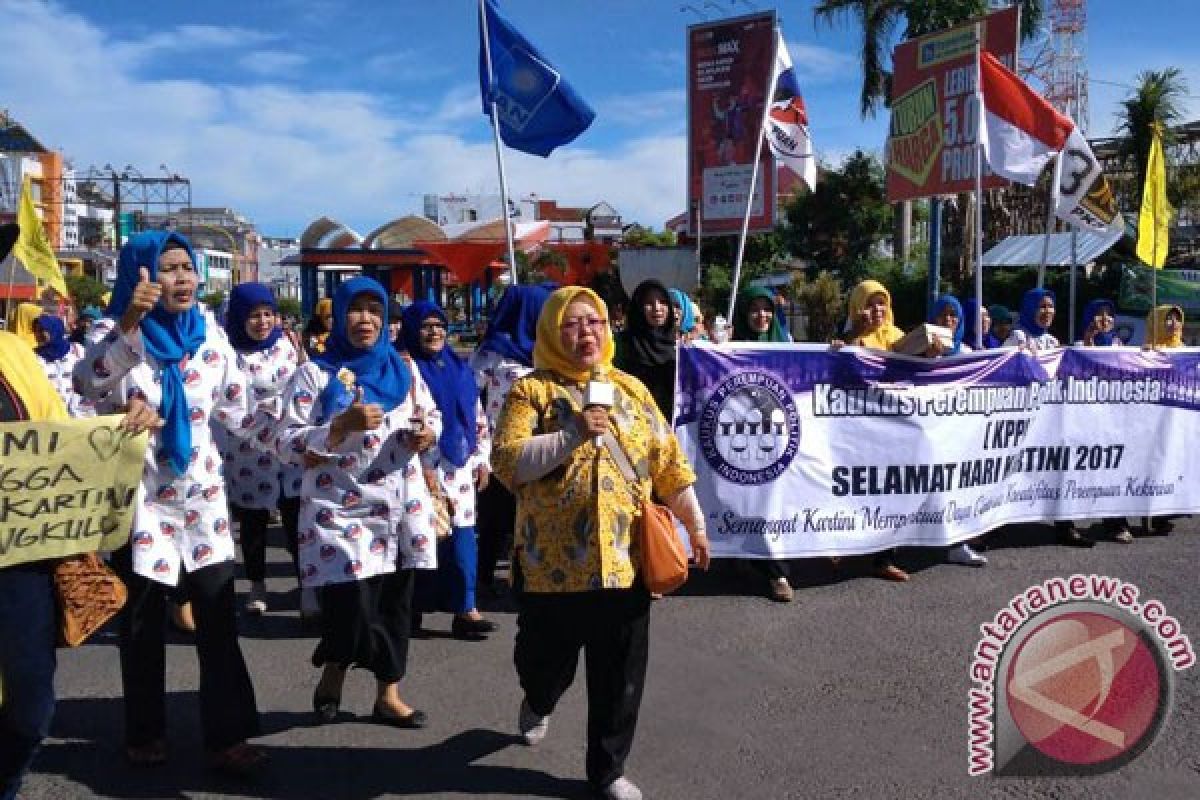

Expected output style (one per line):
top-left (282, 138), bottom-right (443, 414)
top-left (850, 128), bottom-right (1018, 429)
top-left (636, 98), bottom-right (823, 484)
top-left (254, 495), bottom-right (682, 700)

top-left (492, 287), bottom-right (709, 800)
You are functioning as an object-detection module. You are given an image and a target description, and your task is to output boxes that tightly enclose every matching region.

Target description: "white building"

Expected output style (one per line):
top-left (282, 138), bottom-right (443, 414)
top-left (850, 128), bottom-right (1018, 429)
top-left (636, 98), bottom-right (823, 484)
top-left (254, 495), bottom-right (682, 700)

top-left (258, 236), bottom-right (301, 300)
top-left (195, 248), bottom-right (233, 293)
top-left (422, 193), bottom-right (537, 226)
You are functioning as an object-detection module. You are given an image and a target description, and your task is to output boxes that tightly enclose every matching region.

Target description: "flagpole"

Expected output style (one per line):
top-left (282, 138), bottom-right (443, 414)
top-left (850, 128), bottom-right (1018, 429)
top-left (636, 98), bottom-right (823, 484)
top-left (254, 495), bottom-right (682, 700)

top-left (1068, 228), bottom-right (1078, 340)
top-left (973, 23), bottom-right (985, 349)
top-left (726, 28), bottom-right (781, 325)
top-left (1150, 123), bottom-right (1160, 345)
top-left (479, 0), bottom-right (520, 286)
top-left (1037, 154), bottom-right (1062, 289)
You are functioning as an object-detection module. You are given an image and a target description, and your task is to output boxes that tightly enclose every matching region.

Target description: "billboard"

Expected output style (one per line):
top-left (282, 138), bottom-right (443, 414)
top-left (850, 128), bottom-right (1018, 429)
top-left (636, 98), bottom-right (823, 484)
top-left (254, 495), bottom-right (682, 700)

top-left (886, 6), bottom-right (1019, 202)
top-left (687, 11), bottom-right (776, 236)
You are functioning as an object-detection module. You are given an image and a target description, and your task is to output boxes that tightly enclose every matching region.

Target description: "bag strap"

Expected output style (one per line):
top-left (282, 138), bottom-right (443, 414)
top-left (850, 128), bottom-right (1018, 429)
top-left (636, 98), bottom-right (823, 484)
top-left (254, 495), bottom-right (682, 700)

top-left (563, 383), bottom-right (642, 485)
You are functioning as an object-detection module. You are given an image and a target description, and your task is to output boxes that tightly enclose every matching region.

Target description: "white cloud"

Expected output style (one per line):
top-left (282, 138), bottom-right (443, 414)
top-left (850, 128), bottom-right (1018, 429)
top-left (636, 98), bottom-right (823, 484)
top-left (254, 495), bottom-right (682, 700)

top-left (595, 89), bottom-right (686, 127)
top-left (785, 40), bottom-right (857, 84)
top-left (239, 50), bottom-right (309, 77)
top-left (0, 0), bottom-right (688, 235)
top-left (113, 23), bottom-right (276, 64)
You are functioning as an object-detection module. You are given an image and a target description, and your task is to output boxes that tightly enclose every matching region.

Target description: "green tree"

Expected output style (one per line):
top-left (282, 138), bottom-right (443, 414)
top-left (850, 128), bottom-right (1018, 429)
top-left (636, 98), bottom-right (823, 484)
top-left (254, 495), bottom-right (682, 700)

top-left (1115, 68), bottom-right (1189, 208)
top-left (622, 224), bottom-right (678, 248)
top-left (277, 296), bottom-right (302, 321)
top-left (65, 274), bottom-right (109, 310)
top-left (783, 150), bottom-right (893, 283)
top-left (201, 290), bottom-right (226, 311)
top-left (790, 270), bottom-right (845, 342)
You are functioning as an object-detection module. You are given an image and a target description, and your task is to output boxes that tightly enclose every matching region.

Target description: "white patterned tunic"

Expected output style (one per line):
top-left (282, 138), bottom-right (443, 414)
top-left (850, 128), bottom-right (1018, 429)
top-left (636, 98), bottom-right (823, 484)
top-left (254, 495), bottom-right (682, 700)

top-left (273, 362), bottom-right (443, 587)
top-left (213, 336), bottom-right (303, 508)
top-left (37, 342), bottom-right (96, 418)
top-left (421, 397), bottom-right (491, 528)
top-left (73, 317), bottom-right (258, 586)
top-left (470, 349), bottom-right (533, 434)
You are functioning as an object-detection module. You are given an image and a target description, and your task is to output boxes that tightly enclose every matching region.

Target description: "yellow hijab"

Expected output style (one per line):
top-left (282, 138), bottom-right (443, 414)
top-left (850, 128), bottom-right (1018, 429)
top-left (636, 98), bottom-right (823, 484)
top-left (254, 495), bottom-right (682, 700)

top-left (847, 280), bottom-right (905, 351)
top-left (1146, 304), bottom-right (1184, 348)
top-left (10, 302), bottom-right (43, 347)
top-left (0, 331), bottom-right (67, 420)
top-left (533, 286), bottom-right (615, 383)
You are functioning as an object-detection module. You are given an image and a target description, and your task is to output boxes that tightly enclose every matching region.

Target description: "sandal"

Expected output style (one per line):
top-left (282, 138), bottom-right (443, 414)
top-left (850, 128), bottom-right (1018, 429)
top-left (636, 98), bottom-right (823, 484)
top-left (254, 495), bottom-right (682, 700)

top-left (125, 739), bottom-right (168, 767)
top-left (207, 742), bottom-right (268, 777)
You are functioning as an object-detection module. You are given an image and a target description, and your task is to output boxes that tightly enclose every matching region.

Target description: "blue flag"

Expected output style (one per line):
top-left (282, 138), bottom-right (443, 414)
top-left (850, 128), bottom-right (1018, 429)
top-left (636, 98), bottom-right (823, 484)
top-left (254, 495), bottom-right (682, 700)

top-left (479, 0), bottom-right (595, 157)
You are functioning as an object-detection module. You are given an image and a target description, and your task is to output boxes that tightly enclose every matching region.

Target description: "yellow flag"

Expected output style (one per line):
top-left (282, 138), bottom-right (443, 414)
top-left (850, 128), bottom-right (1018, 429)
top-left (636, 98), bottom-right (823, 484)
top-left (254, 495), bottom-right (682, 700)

top-left (1136, 125), bottom-right (1171, 269)
top-left (13, 175), bottom-right (68, 296)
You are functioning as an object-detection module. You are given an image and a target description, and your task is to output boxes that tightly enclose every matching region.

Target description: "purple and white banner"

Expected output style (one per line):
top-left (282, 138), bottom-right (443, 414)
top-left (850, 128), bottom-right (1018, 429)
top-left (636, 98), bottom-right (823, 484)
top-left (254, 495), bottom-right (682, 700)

top-left (674, 343), bottom-right (1200, 558)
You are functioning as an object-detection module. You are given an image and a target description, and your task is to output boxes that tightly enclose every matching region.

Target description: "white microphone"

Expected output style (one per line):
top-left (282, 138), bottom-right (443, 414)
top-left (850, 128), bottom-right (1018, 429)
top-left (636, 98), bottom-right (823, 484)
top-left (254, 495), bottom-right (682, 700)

top-left (583, 366), bottom-right (615, 446)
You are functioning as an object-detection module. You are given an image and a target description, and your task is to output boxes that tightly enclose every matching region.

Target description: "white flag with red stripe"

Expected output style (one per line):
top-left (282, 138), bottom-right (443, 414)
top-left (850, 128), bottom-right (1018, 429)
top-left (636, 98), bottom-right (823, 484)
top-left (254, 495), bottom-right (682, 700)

top-left (978, 52), bottom-right (1120, 232)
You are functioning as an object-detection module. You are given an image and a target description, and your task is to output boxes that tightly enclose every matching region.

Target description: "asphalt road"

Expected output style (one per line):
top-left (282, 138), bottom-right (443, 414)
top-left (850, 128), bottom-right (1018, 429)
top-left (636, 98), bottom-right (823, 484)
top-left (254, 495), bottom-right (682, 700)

top-left (20, 518), bottom-right (1200, 799)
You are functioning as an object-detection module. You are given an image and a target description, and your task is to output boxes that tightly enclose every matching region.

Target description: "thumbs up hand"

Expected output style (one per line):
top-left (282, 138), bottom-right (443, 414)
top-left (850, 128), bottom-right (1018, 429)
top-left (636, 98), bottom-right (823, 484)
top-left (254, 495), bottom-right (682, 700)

top-left (329, 386), bottom-right (384, 447)
top-left (120, 267), bottom-right (163, 334)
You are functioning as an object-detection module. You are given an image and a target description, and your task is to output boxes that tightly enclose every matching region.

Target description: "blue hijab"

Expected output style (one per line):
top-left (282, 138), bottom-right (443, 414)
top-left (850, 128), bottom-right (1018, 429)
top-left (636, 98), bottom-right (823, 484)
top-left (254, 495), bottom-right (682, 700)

top-left (225, 282), bottom-right (282, 353)
top-left (401, 300), bottom-right (478, 468)
top-left (106, 231), bottom-right (206, 477)
top-left (312, 277), bottom-right (411, 416)
top-left (1018, 288), bottom-right (1056, 337)
top-left (930, 294), bottom-right (965, 354)
top-left (1079, 299), bottom-right (1117, 346)
top-left (34, 314), bottom-right (71, 361)
top-left (668, 288), bottom-right (696, 334)
top-left (476, 283), bottom-right (554, 367)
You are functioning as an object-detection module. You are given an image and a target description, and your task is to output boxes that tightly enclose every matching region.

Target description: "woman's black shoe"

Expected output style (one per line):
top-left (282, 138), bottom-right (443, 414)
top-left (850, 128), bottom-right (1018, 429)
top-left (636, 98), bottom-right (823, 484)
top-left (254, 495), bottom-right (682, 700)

top-left (370, 705), bottom-right (427, 729)
top-left (451, 616), bottom-right (494, 640)
top-left (312, 689), bottom-right (341, 724)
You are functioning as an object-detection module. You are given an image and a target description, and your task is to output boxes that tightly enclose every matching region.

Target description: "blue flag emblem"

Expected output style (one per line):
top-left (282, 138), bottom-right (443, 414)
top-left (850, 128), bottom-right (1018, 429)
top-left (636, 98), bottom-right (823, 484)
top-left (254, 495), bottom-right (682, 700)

top-left (480, 0), bottom-right (595, 157)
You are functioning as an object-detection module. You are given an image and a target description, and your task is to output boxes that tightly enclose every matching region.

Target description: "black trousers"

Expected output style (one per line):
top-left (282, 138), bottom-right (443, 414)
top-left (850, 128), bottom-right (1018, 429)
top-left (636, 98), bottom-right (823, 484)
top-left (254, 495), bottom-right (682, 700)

top-left (515, 587), bottom-right (651, 788)
top-left (476, 480), bottom-right (516, 587)
top-left (112, 547), bottom-right (259, 751)
top-left (314, 569), bottom-right (414, 684)
top-left (233, 496), bottom-right (302, 583)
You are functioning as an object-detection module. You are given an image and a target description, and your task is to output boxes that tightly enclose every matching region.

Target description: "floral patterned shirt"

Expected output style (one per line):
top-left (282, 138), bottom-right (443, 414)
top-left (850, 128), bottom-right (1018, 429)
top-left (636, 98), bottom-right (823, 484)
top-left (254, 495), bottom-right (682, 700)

top-left (491, 368), bottom-right (696, 593)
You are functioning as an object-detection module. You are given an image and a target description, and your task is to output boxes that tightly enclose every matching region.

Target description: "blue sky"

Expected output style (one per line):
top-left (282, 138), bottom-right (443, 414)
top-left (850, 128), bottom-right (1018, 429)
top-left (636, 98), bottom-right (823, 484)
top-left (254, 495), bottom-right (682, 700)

top-left (0, 0), bottom-right (1194, 237)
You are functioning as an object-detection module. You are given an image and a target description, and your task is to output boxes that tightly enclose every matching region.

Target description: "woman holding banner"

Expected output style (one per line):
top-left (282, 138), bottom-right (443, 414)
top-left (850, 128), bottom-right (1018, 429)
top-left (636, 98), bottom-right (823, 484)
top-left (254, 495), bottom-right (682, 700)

top-left (732, 287), bottom-right (798, 600)
top-left (1003, 288), bottom-right (1096, 548)
top-left (838, 280), bottom-right (911, 581)
top-left (74, 231), bottom-right (267, 775)
top-left (493, 286), bottom-right (708, 800)
top-left (1143, 304), bottom-right (1185, 536)
top-left (273, 277), bottom-right (440, 729)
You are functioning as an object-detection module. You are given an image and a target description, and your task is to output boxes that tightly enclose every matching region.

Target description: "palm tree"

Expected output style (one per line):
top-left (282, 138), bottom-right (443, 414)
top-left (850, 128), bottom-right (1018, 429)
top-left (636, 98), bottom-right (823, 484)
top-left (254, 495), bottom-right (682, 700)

top-left (1115, 68), bottom-right (1189, 207)
top-left (813, 0), bottom-right (1044, 119)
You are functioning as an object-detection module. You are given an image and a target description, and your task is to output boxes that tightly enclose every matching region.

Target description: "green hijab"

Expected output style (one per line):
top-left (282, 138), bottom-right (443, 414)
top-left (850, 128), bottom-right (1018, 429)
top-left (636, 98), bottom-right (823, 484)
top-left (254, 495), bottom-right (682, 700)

top-left (733, 287), bottom-right (788, 342)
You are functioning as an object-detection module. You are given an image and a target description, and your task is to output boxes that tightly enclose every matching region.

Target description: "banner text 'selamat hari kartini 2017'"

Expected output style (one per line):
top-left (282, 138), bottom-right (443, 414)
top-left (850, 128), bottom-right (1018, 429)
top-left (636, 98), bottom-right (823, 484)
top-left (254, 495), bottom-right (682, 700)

top-left (674, 343), bottom-right (1199, 559)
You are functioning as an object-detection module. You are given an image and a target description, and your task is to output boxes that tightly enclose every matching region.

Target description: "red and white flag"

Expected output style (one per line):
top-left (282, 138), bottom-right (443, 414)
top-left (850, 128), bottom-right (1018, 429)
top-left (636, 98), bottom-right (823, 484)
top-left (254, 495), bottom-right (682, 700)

top-left (978, 52), bottom-right (1120, 232)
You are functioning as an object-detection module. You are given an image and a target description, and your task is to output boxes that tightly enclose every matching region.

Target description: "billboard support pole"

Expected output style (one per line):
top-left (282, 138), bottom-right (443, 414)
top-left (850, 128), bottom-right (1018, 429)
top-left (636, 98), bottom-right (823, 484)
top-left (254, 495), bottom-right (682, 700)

top-left (927, 197), bottom-right (941, 317)
top-left (726, 27), bottom-right (781, 325)
top-left (479, 0), bottom-right (520, 286)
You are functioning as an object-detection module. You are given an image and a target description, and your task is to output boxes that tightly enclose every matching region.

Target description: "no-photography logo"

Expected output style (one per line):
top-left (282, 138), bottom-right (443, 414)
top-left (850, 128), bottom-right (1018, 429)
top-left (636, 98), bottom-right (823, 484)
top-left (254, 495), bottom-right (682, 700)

top-left (968, 576), bottom-right (1194, 776)
top-left (698, 369), bottom-right (800, 485)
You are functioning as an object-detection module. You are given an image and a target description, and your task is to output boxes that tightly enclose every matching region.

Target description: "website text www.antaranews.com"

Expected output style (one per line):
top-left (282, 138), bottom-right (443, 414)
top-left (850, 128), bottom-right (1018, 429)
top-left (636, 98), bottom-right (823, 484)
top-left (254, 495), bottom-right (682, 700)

top-left (966, 573), bottom-right (1195, 776)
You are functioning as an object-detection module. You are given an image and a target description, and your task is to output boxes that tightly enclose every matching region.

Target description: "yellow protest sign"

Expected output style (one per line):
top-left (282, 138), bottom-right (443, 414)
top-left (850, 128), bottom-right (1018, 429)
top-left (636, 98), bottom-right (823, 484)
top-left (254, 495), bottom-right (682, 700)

top-left (0, 416), bottom-right (147, 568)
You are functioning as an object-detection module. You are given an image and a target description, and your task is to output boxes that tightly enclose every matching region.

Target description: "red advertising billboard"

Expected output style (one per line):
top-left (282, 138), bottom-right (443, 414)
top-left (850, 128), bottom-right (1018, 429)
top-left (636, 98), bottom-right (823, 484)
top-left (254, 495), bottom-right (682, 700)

top-left (687, 12), bottom-right (776, 236)
top-left (886, 6), bottom-right (1019, 202)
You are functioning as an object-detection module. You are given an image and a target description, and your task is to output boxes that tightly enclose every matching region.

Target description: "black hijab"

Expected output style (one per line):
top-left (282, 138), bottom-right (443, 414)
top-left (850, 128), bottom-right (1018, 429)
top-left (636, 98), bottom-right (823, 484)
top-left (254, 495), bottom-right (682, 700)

top-left (617, 279), bottom-right (678, 417)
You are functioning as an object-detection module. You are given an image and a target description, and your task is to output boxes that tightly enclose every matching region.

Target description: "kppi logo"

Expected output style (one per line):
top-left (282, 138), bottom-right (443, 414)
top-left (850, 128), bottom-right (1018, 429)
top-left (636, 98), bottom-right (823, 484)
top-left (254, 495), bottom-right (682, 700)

top-left (698, 369), bottom-right (799, 485)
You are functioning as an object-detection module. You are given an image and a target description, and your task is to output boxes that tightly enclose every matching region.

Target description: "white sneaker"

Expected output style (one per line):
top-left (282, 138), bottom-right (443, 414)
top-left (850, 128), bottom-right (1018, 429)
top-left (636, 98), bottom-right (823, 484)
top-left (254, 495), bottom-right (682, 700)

top-left (602, 776), bottom-right (643, 800)
top-left (245, 582), bottom-right (268, 615)
top-left (518, 699), bottom-right (550, 746)
top-left (947, 543), bottom-right (987, 567)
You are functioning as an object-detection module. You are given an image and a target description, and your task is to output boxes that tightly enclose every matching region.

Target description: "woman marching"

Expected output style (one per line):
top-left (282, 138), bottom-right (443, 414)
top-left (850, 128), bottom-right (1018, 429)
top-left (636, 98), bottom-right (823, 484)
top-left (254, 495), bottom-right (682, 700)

top-left (492, 287), bottom-right (709, 800)
top-left (217, 283), bottom-right (312, 616)
top-left (402, 300), bottom-right (495, 640)
top-left (73, 231), bottom-right (265, 774)
top-left (1144, 304), bottom-right (1185, 536)
top-left (273, 277), bottom-right (441, 728)
top-left (31, 313), bottom-right (96, 417)
top-left (470, 283), bottom-right (555, 591)
top-left (615, 279), bottom-right (678, 420)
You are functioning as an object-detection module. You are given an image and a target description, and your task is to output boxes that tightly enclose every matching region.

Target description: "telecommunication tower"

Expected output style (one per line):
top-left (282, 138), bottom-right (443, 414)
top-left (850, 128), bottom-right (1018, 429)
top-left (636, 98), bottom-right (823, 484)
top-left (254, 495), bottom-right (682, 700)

top-left (1033, 0), bottom-right (1089, 132)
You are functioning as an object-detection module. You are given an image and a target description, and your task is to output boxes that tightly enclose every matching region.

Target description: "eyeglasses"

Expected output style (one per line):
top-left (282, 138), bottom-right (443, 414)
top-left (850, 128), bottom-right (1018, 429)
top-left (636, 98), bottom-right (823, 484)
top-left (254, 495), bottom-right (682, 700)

top-left (419, 322), bottom-right (447, 332)
top-left (559, 317), bottom-right (608, 334)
